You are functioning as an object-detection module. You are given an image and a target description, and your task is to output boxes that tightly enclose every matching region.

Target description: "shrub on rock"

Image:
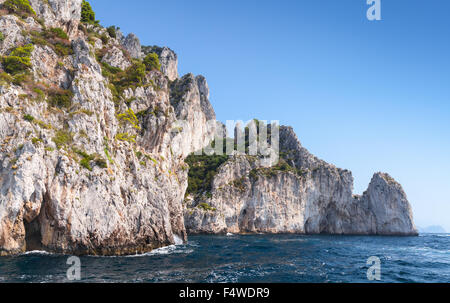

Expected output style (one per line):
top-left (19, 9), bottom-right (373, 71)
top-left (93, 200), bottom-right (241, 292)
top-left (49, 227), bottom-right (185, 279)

top-left (143, 53), bottom-right (161, 72)
top-left (81, 0), bottom-right (98, 25)
top-left (3, 0), bottom-right (36, 17)
top-left (2, 44), bottom-right (34, 75)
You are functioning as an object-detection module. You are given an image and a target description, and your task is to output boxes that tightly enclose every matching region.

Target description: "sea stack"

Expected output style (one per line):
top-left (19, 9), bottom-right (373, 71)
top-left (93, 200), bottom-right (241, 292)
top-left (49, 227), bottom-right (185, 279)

top-left (184, 126), bottom-right (418, 236)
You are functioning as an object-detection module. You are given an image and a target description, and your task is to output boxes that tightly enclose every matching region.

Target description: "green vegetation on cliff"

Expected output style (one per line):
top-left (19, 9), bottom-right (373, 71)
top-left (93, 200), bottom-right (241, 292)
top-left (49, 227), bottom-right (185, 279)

top-left (97, 52), bottom-right (147, 105)
top-left (106, 26), bottom-right (118, 39)
top-left (48, 27), bottom-right (69, 40)
top-left (53, 129), bottom-right (73, 149)
top-left (185, 154), bottom-right (229, 197)
top-left (249, 159), bottom-right (307, 181)
top-left (1, 44), bottom-right (34, 75)
top-left (117, 108), bottom-right (141, 130)
top-left (48, 88), bottom-right (74, 108)
top-left (3, 0), bottom-right (36, 17)
top-left (74, 148), bottom-right (108, 171)
top-left (197, 202), bottom-right (217, 212)
top-left (81, 0), bottom-right (99, 25)
top-left (29, 27), bottom-right (73, 57)
top-left (143, 53), bottom-right (161, 72)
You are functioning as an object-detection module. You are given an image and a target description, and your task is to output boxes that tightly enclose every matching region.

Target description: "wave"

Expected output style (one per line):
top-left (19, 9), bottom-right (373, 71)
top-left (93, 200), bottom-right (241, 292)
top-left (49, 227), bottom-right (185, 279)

top-left (21, 250), bottom-right (53, 256)
top-left (173, 234), bottom-right (184, 245)
top-left (125, 244), bottom-right (193, 258)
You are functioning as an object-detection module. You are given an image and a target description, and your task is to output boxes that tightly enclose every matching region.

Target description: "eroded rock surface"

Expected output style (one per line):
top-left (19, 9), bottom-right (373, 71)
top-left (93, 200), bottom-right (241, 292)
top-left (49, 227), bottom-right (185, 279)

top-left (121, 33), bottom-right (141, 59)
top-left (0, 0), bottom-right (418, 257)
top-left (0, 0), bottom-right (214, 256)
top-left (184, 127), bottom-right (418, 236)
top-left (29, 0), bottom-right (82, 36)
top-left (143, 46), bottom-right (179, 81)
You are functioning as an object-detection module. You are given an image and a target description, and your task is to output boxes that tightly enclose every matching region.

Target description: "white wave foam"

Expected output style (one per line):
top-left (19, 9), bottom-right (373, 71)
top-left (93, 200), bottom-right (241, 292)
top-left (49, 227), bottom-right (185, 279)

top-left (21, 250), bottom-right (52, 256)
top-left (173, 234), bottom-right (184, 245)
top-left (125, 244), bottom-right (193, 258)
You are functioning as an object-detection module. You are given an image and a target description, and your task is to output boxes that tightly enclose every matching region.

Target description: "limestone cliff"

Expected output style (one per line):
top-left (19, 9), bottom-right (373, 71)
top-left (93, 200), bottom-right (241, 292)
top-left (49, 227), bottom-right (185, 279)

top-left (184, 126), bottom-right (418, 236)
top-left (0, 0), bottom-right (215, 255)
top-left (142, 46), bottom-right (178, 81)
top-left (0, 0), bottom-right (418, 257)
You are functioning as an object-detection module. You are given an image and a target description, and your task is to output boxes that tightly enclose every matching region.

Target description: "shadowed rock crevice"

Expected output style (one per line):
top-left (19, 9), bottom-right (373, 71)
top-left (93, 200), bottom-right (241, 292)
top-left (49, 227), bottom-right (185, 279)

top-left (24, 218), bottom-right (43, 251)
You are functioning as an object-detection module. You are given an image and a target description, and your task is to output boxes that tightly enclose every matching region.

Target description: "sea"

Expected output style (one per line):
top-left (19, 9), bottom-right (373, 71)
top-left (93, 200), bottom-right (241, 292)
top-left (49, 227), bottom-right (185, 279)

top-left (0, 234), bottom-right (448, 283)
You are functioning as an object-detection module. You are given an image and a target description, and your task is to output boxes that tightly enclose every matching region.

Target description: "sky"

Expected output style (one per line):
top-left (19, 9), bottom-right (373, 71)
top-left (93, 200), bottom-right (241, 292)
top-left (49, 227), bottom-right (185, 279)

top-left (90, 0), bottom-right (450, 232)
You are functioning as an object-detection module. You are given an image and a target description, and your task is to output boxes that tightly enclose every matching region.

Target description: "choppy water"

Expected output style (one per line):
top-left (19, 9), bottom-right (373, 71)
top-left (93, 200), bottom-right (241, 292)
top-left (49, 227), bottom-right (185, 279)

top-left (0, 234), bottom-right (448, 283)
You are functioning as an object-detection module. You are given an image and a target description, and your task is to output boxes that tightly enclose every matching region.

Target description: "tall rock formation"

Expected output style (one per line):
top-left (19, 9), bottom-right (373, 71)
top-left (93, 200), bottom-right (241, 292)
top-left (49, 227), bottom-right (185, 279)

top-left (0, 0), bottom-right (215, 255)
top-left (142, 46), bottom-right (178, 81)
top-left (0, 0), bottom-right (418, 256)
top-left (184, 126), bottom-right (418, 236)
top-left (121, 33), bottom-right (141, 59)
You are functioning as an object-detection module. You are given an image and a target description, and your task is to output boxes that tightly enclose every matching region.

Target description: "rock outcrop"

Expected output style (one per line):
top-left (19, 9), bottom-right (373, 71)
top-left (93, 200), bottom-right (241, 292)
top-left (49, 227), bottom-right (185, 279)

top-left (28, 0), bottom-right (82, 36)
top-left (101, 46), bottom-right (131, 70)
top-left (121, 33), bottom-right (141, 59)
top-left (143, 46), bottom-right (179, 81)
top-left (0, 0), bottom-right (214, 256)
top-left (184, 126), bottom-right (418, 236)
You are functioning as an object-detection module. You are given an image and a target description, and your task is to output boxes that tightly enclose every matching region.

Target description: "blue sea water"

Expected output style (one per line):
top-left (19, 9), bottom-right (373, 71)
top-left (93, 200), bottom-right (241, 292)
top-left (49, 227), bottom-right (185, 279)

top-left (0, 234), bottom-right (448, 283)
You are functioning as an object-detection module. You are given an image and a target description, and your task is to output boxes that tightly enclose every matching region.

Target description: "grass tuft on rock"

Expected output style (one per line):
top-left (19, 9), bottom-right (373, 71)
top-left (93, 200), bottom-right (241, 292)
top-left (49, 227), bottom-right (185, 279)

top-left (23, 114), bottom-right (34, 122)
top-left (52, 129), bottom-right (73, 149)
top-left (197, 202), bottom-right (217, 212)
top-left (47, 88), bottom-right (73, 108)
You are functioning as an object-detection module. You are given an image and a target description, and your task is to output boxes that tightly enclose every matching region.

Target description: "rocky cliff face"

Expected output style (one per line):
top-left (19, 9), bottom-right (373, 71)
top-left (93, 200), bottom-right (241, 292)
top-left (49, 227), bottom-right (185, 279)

top-left (143, 46), bottom-right (178, 81)
top-left (184, 126), bottom-right (418, 236)
top-left (0, 0), bottom-right (417, 256)
top-left (29, 0), bottom-right (82, 35)
top-left (0, 0), bottom-right (215, 255)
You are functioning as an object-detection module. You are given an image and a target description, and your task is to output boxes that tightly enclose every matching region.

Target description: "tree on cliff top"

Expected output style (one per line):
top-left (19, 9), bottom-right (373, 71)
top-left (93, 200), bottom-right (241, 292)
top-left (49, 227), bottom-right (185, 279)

top-left (81, 0), bottom-right (99, 25)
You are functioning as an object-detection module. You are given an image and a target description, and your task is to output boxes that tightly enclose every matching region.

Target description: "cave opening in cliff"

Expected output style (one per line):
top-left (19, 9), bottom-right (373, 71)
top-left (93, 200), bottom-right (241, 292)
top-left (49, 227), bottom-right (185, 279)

top-left (24, 218), bottom-right (43, 252)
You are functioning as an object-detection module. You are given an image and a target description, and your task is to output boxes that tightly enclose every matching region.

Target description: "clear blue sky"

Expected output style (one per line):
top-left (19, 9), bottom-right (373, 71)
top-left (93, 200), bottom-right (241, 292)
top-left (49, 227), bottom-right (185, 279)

top-left (91, 0), bottom-right (450, 232)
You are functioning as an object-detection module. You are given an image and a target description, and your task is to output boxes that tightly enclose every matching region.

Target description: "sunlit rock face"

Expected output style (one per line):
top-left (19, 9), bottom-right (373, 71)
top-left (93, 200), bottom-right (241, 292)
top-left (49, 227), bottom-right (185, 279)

top-left (142, 46), bottom-right (179, 81)
top-left (121, 33), bottom-right (141, 59)
top-left (184, 127), bottom-right (418, 236)
top-left (0, 0), bottom-right (215, 256)
top-left (0, 0), bottom-right (417, 257)
top-left (29, 0), bottom-right (82, 35)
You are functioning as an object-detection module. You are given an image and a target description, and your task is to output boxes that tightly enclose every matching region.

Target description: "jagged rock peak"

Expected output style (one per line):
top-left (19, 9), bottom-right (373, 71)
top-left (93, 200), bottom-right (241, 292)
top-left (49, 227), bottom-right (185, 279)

top-left (169, 73), bottom-right (216, 158)
top-left (184, 123), bottom-right (418, 237)
top-left (121, 33), bottom-right (141, 59)
top-left (279, 126), bottom-right (331, 171)
top-left (170, 74), bottom-right (215, 121)
top-left (143, 46), bottom-right (179, 81)
top-left (196, 75), bottom-right (215, 121)
top-left (279, 126), bottom-right (302, 153)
